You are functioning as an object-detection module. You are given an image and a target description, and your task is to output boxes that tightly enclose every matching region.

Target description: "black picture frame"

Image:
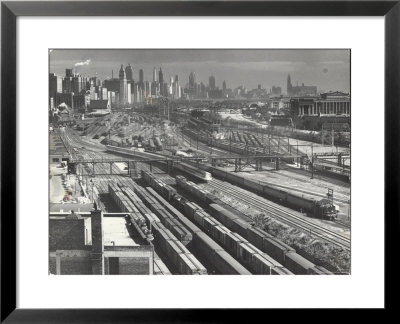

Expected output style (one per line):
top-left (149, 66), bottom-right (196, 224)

top-left (1, 0), bottom-right (399, 322)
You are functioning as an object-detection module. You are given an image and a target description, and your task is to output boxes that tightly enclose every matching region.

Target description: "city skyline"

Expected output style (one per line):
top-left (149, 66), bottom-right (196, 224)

top-left (50, 49), bottom-right (351, 93)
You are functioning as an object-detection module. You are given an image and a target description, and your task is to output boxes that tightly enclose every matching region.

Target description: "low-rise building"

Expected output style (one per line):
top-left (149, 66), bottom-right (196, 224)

top-left (49, 210), bottom-right (154, 275)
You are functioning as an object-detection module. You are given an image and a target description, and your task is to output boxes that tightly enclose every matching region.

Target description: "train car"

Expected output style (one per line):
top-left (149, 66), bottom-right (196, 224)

top-left (252, 253), bottom-right (275, 275)
top-left (175, 162), bottom-right (212, 182)
top-left (284, 252), bottom-right (317, 275)
top-left (153, 258), bottom-right (171, 275)
top-left (224, 232), bottom-right (245, 258)
top-left (263, 237), bottom-right (296, 264)
top-left (262, 185), bottom-right (288, 203)
top-left (208, 203), bottom-right (250, 237)
top-left (243, 178), bottom-right (264, 193)
top-left (152, 222), bottom-right (206, 275)
top-left (183, 201), bottom-right (203, 220)
top-left (193, 232), bottom-right (251, 275)
top-left (286, 192), bottom-right (315, 212)
top-left (246, 226), bottom-right (274, 249)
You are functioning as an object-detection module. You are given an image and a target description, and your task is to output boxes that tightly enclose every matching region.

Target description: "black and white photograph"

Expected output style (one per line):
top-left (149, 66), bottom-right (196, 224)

top-left (48, 49), bottom-right (351, 276)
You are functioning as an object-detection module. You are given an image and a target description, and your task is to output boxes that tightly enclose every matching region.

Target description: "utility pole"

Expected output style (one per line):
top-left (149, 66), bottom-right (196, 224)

top-left (311, 143), bottom-right (314, 179)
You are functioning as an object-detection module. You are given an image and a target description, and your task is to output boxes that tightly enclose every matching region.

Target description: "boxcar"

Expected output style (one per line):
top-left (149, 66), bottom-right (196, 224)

top-left (263, 237), bottom-right (295, 264)
top-left (284, 252), bottom-right (316, 275)
top-left (213, 250), bottom-right (252, 275)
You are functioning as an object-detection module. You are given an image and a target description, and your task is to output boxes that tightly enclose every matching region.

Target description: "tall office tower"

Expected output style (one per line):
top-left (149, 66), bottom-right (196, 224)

top-left (223, 80), bottom-right (227, 91)
top-left (49, 73), bottom-right (63, 99)
top-left (153, 67), bottom-right (158, 83)
top-left (119, 64), bottom-right (128, 105)
top-left (125, 64), bottom-right (133, 82)
top-left (287, 74), bottom-right (292, 95)
top-left (63, 77), bottom-right (73, 93)
top-left (139, 69), bottom-right (144, 84)
top-left (66, 68), bottom-right (73, 78)
top-left (158, 68), bottom-right (164, 95)
top-left (209, 75), bottom-right (216, 90)
top-left (72, 75), bottom-right (83, 94)
top-left (175, 75), bottom-right (178, 82)
top-left (145, 81), bottom-right (151, 97)
top-left (158, 68), bottom-right (164, 85)
top-left (89, 80), bottom-right (96, 100)
top-left (189, 72), bottom-right (196, 87)
top-left (127, 83), bottom-right (132, 104)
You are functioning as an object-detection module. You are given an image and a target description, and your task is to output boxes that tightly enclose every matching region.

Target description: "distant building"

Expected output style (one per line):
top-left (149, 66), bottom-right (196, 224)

top-left (103, 78), bottom-right (120, 93)
top-left (153, 67), bottom-right (158, 83)
top-left (271, 85), bottom-right (282, 95)
top-left (290, 91), bottom-right (350, 116)
top-left (125, 64), bottom-right (133, 82)
top-left (49, 73), bottom-right (63, 104)
top-left (287, 74), bottom-right (317, 96)
top-left (119, 64), bottom-right (128, 105)
top-left (89, 100), bottom-right (110, 111)
top-left (73, 93), bottom-right (89, 109)
top-left (55, 92), bottom-right (74, 108)
top-left (209, 75), bottom-right (216, 90)
top-left (65, 68), bottom-right (73, 78)
top-left (158, 68), bottom-right (164, 85)
top-left (138, 69), bottom-right (144, 89)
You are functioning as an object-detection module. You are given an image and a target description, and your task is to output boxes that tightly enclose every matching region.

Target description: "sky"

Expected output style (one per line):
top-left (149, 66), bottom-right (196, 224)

top-left (49, 49), bottom-right (350, 93)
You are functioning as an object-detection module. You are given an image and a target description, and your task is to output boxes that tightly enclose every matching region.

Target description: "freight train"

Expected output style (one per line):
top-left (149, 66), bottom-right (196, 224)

top-left (175, 175), bottom-right (333, 275)
top-left (142, 170), bottom-right (331, 275)
top-left (140, 172), bottom-right (251, 275)
top-left (146, 176), bottom-right (286, 275)
top-left (183, 201), bottom-right (293, 274)
top-left (108, 182), bottom-right (207, 275)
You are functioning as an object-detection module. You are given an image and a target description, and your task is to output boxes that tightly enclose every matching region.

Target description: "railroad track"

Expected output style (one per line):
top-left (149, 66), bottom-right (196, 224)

top-left (208, 180), bottom-right (351, 251)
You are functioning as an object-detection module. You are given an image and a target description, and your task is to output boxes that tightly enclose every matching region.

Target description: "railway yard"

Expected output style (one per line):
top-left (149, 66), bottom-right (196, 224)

top-left (50, 110), bottom-right (351, 275)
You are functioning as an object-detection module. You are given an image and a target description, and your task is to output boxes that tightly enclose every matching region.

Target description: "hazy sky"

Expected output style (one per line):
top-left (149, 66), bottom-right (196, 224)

top-left (49, 49), bottom-right (350, 93)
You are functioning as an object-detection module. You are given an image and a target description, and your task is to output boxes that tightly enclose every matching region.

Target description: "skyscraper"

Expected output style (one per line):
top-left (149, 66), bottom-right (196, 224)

top-left (287, 74), bottom-right (292, 95)
top-left (159, 68), bottom-right (164, 95)
top-left (153, 67), bottom-right (158, 83)
top-left (125, 64), bottom-right (133, 82)
top-left (158, 68), bottom-right (164, 85)
top-left (189, 72), bottom-right (196, 88)
top-left (209, 75), bottom-right (216, 90)
top-left (49, 73), bottom-right (63, 104)
top-left (119, 64), bottom-right (128, 105)
top-left (65, 68), bottom-right (73, 78)
top-left (222, 80), bottom-right (227, 91)
top-left (139, 69), bottom-right (144, 83)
